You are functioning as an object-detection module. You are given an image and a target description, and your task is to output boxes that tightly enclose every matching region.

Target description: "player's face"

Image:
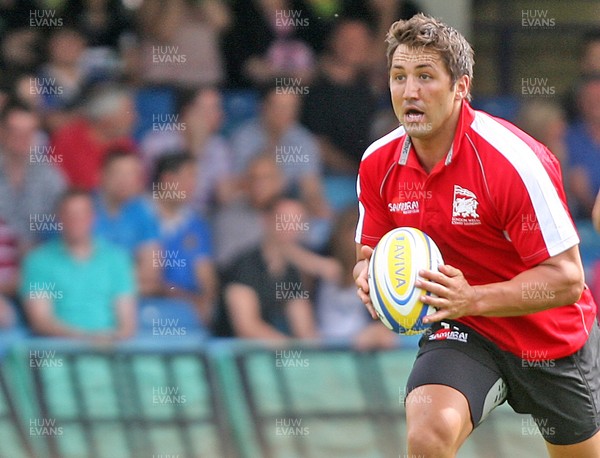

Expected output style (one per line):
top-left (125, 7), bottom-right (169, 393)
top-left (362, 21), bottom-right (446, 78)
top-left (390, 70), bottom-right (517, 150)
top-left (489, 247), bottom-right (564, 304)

top-left (389, 45), bottom-right (466, 140)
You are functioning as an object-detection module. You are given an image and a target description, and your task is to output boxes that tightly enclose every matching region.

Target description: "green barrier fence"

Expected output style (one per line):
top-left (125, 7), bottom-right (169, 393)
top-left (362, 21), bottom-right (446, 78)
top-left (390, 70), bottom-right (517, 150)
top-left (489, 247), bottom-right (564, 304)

top-left (0, 337), bottom-right (550, 458)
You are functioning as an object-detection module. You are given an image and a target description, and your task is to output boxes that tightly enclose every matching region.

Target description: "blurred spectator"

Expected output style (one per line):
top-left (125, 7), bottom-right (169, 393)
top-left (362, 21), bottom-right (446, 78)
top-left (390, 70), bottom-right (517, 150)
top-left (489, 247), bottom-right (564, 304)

top-left (231, 85), bottom-right (329, 218)
top-left (93, 150), bottom-right (161, 296)
top-left (36, 28), bottom-right (89, 132)
top-left (564, 30), bottom-right (600, 122)
top-left (13, 72), bottom-right (41, 111)
top-left (580, 30), bottom-right (600, 74)
top-left (214, 198), bottom-right (318, 340)
top-left (150, 153), bottom-right (218, 326)
top-left (517, 100), bottom-right (567, 164)
top-left (0, 1), bottom-right (39, 32)
top-left (301, 19), bottom-right (378, 176)
top-left (0, 217), bottom-right (19, 299)
top-left (50, 83), bottom-right (137, 190)
top-left (213, 152), bottom-right (285, 270)
top-left (223, 0), bottom-right (316, 88)
top-left (565, 75), bottom-right (600, 218)
top-left (0, 28), bottom-right (41, 75)
top-left (0, 99), bottom-right (66, 250)
top-left (20, 189), bottom-right (136, 340)
top-left (141, 87), bottom-right (235, 215)
top-left (314, 206), bottom-right (396, 350)
top-left (593, 190), bottom-right (600, 232)
top-left (517, 99), bottom-right (577, 215)
top-left (342, 0), bottom-right (423, 92)
top-left (136, 0), bottom-right (230, 89)
top-left (63, 0), bottom-right (133, 49)
top-left (0, 295), bottom-right (16, 329)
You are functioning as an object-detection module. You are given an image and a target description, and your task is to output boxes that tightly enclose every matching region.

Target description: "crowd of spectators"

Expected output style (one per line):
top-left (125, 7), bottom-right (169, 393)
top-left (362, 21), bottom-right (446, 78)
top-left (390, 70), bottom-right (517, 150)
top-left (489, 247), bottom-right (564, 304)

top-left (0, 0), bottom-right (599, 347)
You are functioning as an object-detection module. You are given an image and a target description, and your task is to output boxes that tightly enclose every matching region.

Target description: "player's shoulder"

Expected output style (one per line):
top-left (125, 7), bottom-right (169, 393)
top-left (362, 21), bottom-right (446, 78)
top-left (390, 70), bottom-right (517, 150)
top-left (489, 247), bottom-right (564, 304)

top-left (470, 109), bottom-right (546, 154)
top-left (468, 109), bottom-right (556, 166)
top-left (360, 125), bottom-right (406, 164)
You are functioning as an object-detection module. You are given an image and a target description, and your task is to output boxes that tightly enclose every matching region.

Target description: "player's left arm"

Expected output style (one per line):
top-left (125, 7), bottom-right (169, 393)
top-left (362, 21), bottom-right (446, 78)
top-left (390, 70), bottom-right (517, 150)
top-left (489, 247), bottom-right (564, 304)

top-left (418, 245), bottom-right (584, 323)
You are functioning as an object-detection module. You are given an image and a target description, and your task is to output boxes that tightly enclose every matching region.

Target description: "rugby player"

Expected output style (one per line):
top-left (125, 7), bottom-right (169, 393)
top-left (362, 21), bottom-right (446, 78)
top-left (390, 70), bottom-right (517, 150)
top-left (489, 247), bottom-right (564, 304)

top-left (354, 14), bottom-right (599, 458)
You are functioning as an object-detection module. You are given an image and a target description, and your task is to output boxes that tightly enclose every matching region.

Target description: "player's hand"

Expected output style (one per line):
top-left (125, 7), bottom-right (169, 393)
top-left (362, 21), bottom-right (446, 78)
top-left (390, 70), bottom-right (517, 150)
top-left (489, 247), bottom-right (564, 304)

top-left (354, 245), bottom-right (378, 320)
top-left (416, 264), bottom-right (478, 323)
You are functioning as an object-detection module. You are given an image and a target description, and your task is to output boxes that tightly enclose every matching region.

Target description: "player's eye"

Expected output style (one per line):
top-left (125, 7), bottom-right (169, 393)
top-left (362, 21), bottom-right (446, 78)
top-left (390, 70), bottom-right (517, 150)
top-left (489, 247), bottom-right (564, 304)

top-left (420, 73), bottom-right (432, 80)
top-left (394, 74), bottom-right (406, 81)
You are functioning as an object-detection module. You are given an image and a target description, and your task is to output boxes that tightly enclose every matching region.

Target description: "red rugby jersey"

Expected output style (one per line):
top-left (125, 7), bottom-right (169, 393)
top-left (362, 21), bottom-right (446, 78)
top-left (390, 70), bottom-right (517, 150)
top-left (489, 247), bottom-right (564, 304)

top-left (356, 101), bottom-right (597, 360)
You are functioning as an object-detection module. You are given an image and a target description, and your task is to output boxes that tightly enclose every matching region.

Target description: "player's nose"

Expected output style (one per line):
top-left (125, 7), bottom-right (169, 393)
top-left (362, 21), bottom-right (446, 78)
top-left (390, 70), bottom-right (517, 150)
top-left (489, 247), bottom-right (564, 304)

top-left (402, 75), bottom-right (420, 99)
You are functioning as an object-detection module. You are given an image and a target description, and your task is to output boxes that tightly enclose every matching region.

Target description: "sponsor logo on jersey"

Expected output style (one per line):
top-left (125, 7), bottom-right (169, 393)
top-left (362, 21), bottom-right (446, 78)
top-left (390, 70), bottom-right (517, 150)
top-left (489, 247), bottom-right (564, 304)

top-left (388, 200), bottom-right (419, 214)
top-left (428, 323), bottom-right (469, 342)
top-left (452, 185), bottom-right (481, 225)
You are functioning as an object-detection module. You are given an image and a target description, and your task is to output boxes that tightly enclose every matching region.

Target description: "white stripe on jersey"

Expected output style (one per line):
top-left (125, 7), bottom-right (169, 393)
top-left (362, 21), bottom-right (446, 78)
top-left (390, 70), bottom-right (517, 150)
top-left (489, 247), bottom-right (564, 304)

top-left (360, 125), bottom-right (405, 162)
top-left (471, 112), bottom-right (579, 256)
top-left (356, 176), bottom-right (365, 243)
top-left (356, 126), bottom-right (404, 244)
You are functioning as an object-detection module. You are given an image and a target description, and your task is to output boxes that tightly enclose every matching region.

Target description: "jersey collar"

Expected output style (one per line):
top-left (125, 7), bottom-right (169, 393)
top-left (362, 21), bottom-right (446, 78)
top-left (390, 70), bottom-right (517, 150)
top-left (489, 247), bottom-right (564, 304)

top-left (395, 101), bottom-right (475, 167)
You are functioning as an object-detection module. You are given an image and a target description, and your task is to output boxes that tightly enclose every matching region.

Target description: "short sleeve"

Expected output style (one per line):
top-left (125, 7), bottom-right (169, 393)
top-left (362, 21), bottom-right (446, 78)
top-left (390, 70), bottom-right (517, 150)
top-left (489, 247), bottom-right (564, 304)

top-left (20, 250), bottom-right (49, 300)
top-left (191, 217), bottom-right (214, 260)
top-left (494, 145), bottom-right (578, 267)
top-left (137, 200), bottom-right (160, 245)
top-left (110, 248), bottom-right (136, 297)
top-left (355, 160), bottom-right (395, 247)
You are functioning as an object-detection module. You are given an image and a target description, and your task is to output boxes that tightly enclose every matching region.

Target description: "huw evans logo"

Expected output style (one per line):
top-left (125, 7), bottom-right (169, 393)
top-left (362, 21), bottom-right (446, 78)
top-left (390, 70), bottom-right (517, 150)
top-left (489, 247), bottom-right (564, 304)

top-left (152, 386), bottom-right (186, 404)
top-left (152, 182), bottom-right (186, 200)
top-left (30, 145), bottom-right (62, 163)
top-left (152, 250), bottom-right (187, 268)
top-left (29, 214), bottom-right (62, 232)
top-left (275, 282), bottom-right (309, 300)
top-left (29, 350), bottom-right (63, 368)
top-left (521, 10), bottom-right (555, 28)
top-left (152, 318), bottom-right (187, 336)
top-left (521, 77), bottom-right (556, 97)
top-left (30, 78), bottom-right (63, 95)
top-left (29, 418), bottom-right (63, 436)
top-left (275, 213), bottom-right (309, 231)
top-left (152, 46), bottom-right (187, 64)
top-left (275, 145), bottom-right (310, 163)
top-left (275, 350), bottom-right (309, 368)
top-left (275, 418), bottom-right (309, 435)
top-left (29, 10), bottom-right (63, 27)
top-left (275, 77), bottom-right (309, 95)
top-left (152, 114), bottom-right (186, 132)
top-left (275, 10), bottom-right (309, 27)
top-left (29, 282), bottom-right (63, 300)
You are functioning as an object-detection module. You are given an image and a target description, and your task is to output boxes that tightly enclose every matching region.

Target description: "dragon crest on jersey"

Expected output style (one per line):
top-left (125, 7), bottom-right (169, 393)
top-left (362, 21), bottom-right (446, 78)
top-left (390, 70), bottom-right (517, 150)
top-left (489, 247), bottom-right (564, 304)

top-left (451, 185), bottom-right (481, 225)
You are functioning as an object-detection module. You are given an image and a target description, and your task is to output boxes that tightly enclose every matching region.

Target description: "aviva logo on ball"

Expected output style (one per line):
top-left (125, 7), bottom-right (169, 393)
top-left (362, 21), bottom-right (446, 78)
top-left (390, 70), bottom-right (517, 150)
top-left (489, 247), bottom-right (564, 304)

top-left (368, 227), bottom-right (443, 335)
top-left (387, 233), bottom-right (410, 297)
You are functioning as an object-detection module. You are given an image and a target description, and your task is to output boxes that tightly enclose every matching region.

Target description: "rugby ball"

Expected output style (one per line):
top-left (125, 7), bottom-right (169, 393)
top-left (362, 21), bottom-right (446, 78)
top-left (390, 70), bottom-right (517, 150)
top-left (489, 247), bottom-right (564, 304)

top-left (368, 227), bottom-right (443, 335)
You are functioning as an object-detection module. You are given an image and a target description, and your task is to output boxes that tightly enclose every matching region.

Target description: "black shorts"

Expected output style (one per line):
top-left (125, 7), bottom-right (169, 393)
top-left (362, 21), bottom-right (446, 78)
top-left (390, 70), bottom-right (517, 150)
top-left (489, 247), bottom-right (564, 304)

top-left (406, 319), bottom-right (600, 445)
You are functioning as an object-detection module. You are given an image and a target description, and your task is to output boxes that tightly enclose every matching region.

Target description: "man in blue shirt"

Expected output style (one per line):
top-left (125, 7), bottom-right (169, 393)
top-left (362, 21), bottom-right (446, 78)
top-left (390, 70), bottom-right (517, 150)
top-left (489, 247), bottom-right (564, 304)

top-left (566, 75), bottom-right (600, 218)
top-left (93, 150), bottom-right (161, 296)
top-left (151, 152), bottom-right (218, 326)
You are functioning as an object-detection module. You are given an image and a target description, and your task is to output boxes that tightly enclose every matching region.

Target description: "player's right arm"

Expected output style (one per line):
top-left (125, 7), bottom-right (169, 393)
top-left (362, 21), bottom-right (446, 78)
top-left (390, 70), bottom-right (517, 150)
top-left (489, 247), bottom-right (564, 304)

top-left (353, 131), bottom-right (405, 320)
top-left (354, 243), bottom-right (377, 319)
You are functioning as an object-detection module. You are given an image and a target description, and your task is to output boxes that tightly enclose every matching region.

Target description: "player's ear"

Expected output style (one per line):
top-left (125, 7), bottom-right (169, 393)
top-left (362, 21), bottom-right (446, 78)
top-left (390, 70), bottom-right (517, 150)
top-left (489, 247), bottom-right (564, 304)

top-left (454, 75), bottom-right (470, 101)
